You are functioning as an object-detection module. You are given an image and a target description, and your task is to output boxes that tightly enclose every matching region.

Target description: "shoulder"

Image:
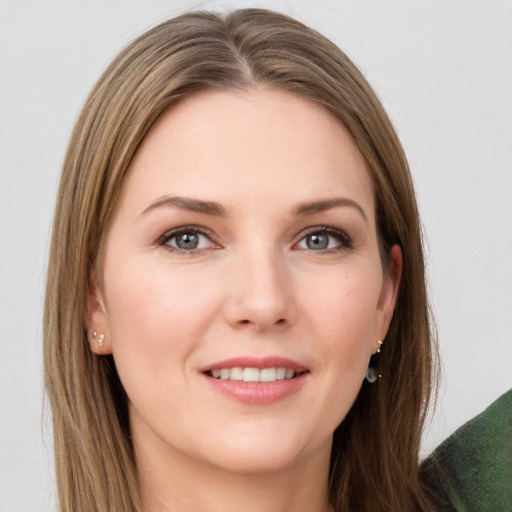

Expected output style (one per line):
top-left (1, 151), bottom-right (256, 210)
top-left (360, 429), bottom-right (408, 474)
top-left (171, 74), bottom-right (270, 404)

top-left (421, 389), bottom-right (512, 511)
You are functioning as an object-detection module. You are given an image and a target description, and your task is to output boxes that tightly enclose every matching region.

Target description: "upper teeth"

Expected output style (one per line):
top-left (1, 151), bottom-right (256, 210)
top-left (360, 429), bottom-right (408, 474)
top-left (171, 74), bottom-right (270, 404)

top-left (210, 367), bottom-right (295, 382)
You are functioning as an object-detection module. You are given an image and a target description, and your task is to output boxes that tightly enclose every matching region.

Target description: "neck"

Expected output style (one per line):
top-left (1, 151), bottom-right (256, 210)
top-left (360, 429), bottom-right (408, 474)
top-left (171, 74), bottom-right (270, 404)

top-left (136, 432), bottom-right (333, 512)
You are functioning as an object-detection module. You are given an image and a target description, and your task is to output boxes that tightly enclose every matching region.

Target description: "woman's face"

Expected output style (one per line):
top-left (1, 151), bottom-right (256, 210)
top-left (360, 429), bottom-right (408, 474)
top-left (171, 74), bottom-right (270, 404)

top-left (88, 89), bottom-right (400, 475)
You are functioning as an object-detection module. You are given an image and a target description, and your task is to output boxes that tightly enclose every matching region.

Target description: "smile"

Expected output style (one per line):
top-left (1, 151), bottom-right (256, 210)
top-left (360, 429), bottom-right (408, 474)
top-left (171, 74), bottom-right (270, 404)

top-left (201, 357), bottom-right (309, 404)
top-left (207, 367), bottom-right (302, 382)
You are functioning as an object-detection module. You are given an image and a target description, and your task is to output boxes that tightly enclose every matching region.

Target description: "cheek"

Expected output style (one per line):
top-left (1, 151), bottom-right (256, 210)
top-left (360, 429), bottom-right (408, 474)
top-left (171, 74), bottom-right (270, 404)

top-left (305, 268), bottom-right (380, 333)
top-left (300, 266), bottom-right (381, 371)
top-left (106, 255), bottom-right (214, 329)
top-left (102, 258), bottom-right (220, 386)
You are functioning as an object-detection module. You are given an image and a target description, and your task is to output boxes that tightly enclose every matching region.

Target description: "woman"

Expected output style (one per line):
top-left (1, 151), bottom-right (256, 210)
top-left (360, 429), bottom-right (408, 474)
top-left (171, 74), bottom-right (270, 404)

top-left (44, 9), bottom-right (437, 512)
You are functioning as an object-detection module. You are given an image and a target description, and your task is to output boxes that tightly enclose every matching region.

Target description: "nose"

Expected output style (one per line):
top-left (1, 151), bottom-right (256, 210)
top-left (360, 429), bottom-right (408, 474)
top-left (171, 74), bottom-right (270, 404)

top-left (222, 249), bottom-right (296, 331)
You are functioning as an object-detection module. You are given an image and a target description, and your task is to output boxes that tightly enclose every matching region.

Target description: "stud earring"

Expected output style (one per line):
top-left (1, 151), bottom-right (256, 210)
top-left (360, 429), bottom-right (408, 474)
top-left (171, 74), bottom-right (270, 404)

top-left (98, 334), bottom-right (105, 347)
top-left (377, 339), bottom-right (383, 353)
top-left (92, 331), bottom-right (97, 340)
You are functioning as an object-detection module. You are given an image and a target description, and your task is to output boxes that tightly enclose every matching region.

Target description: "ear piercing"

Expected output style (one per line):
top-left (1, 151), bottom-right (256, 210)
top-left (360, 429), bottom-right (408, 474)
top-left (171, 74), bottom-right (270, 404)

top-left (92, 331), bottom-right (105, 347)
top-left (365, 339), bottom-right (384, 383)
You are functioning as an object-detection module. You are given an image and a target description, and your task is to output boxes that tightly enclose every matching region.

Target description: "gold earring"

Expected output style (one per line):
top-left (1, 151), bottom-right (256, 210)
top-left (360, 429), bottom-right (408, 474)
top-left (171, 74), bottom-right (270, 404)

top-left (377, 339), bottom-right (383, 353)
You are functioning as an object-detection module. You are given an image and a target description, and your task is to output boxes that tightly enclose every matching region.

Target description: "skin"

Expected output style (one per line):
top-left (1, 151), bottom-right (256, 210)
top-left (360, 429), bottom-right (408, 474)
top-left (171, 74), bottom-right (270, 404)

top-left (87, 88), bottom-right (401, 512)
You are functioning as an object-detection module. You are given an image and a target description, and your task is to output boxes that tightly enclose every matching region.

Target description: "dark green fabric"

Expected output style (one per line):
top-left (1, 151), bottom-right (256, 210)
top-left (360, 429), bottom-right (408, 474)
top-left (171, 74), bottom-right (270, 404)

top-left (421, 389), bottom-right (512, 511)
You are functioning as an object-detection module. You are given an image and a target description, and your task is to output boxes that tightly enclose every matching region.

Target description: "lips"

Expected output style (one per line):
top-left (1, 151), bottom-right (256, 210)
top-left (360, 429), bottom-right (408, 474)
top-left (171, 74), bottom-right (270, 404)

top-left (200, 356), bottom-right (309, 404)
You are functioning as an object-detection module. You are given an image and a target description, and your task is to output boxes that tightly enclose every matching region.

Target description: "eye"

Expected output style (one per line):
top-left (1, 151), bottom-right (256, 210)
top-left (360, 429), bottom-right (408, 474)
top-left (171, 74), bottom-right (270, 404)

top-left (296, 227), bottom-right (352, 252)
top-left (159, 227), bottom-right (217, 252)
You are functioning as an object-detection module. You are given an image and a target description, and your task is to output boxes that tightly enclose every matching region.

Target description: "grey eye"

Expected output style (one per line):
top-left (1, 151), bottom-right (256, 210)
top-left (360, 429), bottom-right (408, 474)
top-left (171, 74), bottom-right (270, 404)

top-left (163, 230), bottom-right (213, 251)
top-left (296, 228), bottom-right (351, 252)
top-left (175, 232), bottom-right (199, 250)
top-left (306, 233), bottom-right (329, 250)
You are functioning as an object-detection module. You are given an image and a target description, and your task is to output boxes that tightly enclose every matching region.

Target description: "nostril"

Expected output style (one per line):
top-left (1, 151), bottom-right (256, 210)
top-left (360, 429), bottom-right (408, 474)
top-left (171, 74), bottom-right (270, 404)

top-left (237, 318), bottom-right (286, 326)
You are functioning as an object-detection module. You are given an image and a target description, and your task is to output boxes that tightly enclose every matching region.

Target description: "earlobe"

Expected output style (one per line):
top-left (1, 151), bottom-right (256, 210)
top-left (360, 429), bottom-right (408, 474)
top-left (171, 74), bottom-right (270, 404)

top-left (85, 277), bottom-right (112, 355)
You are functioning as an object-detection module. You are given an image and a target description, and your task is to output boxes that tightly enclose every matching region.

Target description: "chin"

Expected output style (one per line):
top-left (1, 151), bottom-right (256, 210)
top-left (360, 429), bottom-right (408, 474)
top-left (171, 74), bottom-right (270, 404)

top-left (205, 447), bottom-right (306, 475)
top-left (193, 424), bottom-right (332, 475)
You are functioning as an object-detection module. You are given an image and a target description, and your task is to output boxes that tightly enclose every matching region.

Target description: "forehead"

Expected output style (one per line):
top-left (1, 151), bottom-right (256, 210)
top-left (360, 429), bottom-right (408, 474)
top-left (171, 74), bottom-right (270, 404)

top-left (119, 88), bottom-right (375, 217)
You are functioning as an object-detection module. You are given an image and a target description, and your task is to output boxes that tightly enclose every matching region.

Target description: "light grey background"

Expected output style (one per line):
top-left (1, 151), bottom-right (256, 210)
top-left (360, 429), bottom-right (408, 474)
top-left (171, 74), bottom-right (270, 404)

top-left (1, 1), bottom-right (511, 510)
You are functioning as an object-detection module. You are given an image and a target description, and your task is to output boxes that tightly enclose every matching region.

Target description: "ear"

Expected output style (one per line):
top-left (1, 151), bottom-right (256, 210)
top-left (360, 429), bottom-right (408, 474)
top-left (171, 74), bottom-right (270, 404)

top-left (85, 275), bottom-right (112, 355)
top-left (374, 244), bottom-right (402, 352)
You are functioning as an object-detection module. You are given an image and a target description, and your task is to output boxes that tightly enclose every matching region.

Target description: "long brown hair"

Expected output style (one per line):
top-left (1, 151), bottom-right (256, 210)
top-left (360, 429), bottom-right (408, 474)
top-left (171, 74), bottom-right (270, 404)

top-left (44, 9), bottom-right (438, 511)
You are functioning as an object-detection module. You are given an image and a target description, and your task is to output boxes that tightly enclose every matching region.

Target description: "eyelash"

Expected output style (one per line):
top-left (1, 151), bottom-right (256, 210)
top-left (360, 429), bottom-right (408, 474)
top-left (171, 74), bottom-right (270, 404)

top-left (157, 226), bottom-right (219, 254)
top-left (157, 225), bottom-right (353, 254)
top-left (296, 226), bottom-right (353, 253)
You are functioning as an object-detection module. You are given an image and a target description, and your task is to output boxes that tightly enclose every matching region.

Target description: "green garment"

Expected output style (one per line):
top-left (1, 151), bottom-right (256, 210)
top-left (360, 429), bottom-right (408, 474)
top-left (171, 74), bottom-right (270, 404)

top-left (421, 389), bottom-right (512, 511)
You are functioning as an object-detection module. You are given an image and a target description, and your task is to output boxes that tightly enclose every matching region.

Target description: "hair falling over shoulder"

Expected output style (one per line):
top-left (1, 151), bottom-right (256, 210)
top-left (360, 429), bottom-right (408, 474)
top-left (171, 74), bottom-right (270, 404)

top-left (44, 8), bottom-right (438, 512)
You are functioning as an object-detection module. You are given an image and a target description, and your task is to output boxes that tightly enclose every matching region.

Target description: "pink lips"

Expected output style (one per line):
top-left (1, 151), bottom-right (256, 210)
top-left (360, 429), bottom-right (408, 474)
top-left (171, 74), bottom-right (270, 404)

top-left (200, 356), bottom-right (307, 373)
top-left (200, 356), bottom-right (309, 405)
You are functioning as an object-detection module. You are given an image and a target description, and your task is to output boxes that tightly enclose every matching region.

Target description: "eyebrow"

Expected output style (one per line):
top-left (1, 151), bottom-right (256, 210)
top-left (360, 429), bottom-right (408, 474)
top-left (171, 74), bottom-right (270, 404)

top-left (140, 195), bottom-right (227, 217)
top-left (140, 195), bottom-right (367, 222)
top-left (292, 197), bottom-right (368, 222)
